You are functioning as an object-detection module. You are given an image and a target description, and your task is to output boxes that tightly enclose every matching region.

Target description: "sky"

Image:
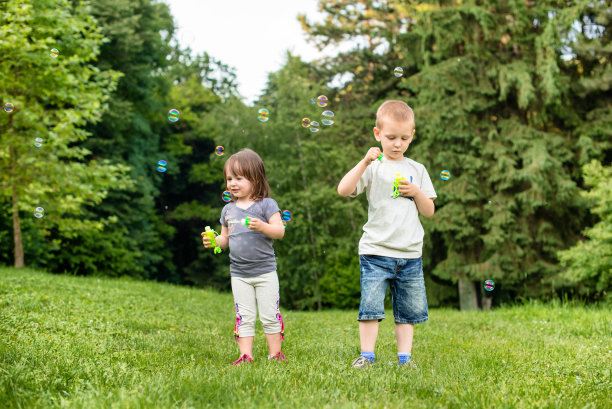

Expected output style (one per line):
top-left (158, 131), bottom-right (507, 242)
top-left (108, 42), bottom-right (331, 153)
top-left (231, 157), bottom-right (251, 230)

top-left (164, 0), bottom-right (327, 105)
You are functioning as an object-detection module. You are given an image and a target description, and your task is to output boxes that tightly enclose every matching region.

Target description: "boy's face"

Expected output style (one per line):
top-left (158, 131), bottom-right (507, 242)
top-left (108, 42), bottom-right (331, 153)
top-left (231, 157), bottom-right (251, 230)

top-left (373, 118), bottom-right (415, 161)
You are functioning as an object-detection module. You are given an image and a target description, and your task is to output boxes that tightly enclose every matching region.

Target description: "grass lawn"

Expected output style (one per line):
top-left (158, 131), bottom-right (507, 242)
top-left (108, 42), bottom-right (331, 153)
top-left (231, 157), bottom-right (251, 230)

top-left (0, 267), bottom-right (610, 408)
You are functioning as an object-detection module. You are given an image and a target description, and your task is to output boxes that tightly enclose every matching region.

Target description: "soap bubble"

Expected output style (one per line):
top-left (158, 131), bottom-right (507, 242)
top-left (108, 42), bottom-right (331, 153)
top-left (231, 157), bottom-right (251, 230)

top-left (215, 146), bottom-right (225, 156)
top-left (321, 110), bottom-right (335, 126)
top-left (282, 221), bottom-right (287, 229)
top-left (156, 160), bottom-right (167, 172)
top-left (222, 190), bottom-right (232, 202)
top-left (393, 67), bottom-right (403, 77)
top-left (302, 118), bottom-right (311, 128)
top-left (34, 137), bottom-right (44, 147)
top-left (309, 121), bottom-right (320, 133)
top-left (34, 207), bottom-right (44, 218)
top-left (257, 108), bottom-right (269, 122)
top-left (484, 280), bottom-right (495, 291)
top-left (168, 109), bottom-right (179, 122)
top-left (316, 95), bottom-right (328, 107)
top-left (4, 103), bottom-right (14, 113)
top-left (311, 98), bottom-right (316, 104)
top-left (440, 170), bottom-right (451, 180)
top-left (50, 48), bottom-right (59, 58)
top-left (281, 210), bottom-right (292, 222)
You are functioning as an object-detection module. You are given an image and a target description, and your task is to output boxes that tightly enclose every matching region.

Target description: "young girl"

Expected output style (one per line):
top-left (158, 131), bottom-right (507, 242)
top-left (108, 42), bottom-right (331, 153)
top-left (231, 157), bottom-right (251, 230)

top-left (202, 148), bottom-right (286, 365)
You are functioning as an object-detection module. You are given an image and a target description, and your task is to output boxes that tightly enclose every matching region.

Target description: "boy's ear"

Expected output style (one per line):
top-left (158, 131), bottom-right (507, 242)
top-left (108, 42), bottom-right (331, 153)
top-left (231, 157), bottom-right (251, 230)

top-left (373, 127), bottom-right (381, 141)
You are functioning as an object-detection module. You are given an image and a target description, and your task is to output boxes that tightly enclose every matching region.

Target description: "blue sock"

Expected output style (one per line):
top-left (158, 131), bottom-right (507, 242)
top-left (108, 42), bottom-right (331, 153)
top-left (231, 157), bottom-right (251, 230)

top-left (361, 351), bottom-right (375, 363)
top-left (398, 352), bottom-right (412, 365)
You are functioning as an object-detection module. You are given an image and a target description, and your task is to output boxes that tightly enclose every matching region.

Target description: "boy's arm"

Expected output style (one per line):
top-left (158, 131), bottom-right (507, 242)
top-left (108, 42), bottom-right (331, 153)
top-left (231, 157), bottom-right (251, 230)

top-left (413, 192), bottom-right (435, 218)
top-left (338, 147), bottom-right (381, 196)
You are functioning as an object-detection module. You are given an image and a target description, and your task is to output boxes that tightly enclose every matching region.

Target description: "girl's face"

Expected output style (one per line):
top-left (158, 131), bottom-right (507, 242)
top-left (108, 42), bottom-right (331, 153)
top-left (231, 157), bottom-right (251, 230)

top-left (226, 172), bottom-right (253, 200)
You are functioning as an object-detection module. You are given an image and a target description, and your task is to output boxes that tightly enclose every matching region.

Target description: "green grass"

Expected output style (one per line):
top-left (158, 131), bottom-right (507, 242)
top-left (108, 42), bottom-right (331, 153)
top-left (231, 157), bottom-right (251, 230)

top-left (0, 267), bottom-right (610, 409)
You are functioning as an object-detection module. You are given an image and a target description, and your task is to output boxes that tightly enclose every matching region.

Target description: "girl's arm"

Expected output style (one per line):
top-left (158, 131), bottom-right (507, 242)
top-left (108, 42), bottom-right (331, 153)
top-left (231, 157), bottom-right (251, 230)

top-left (247, 212), bottom-right (285, 240)
top-left (217, 225), bottom-right (230, 249)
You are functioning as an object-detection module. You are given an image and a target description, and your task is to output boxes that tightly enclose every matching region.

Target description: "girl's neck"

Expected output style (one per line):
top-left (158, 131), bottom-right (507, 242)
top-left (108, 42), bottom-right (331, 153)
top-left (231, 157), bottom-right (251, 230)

top-left (235, 197), bottom-right (255, 207)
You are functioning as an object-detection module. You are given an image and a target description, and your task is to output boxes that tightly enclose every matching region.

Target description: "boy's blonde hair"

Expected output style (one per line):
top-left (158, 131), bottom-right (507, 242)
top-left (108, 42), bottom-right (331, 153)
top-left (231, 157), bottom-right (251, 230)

top-left (376, 100), bottom-right (415, 130)
top-left (223, 148), bottom-right (271, 201)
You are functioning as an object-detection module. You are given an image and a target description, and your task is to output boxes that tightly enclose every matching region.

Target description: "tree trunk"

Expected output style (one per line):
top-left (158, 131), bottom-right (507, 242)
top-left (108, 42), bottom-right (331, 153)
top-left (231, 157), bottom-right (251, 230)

top-left (10, 144), bottom-right (24, 268)
top-left (458, 279), bottom-right (478, 310)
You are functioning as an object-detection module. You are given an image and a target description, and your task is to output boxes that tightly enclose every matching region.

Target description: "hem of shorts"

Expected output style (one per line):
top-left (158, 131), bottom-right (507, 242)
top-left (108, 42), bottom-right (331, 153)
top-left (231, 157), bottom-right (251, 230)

top-left (358, 315), bottom-right (385, 321)
top-left (236, 332), bottom-right (255, 338)
top-left (358, 249), bottom-right (422, 259)
top-left (394, 317), bottom-right (429, 324)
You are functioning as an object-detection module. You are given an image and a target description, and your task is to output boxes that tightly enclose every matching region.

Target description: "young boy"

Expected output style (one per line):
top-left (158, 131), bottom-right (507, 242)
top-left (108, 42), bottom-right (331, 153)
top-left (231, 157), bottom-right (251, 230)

top-left (337, 100), bottom-right (436, 369)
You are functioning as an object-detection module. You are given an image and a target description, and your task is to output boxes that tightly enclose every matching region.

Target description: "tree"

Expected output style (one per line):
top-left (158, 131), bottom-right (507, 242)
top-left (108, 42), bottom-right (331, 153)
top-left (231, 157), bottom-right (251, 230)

top-left (556, 161), bottom-right (611, 301)
top-left (0, 0), bottom-right (130, 268)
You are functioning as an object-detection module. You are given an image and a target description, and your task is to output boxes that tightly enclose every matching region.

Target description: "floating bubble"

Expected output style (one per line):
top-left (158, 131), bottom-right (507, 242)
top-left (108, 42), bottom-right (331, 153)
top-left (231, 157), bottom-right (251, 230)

top-left (257, 108), bottom-right (269, 122)
top-left (50, 48), bottom-right (59, 58)
top-left (484, 280), bottom-right (495, 291)
top-left (311, 98), bottom-right (316, 104)
top-left (310, 121), bottom-right (320, 133)
top-left (276, 184), bottom-right (279, 188)
top-left (282, 221), bottom-right (287, 229)
top-left (36, 207), bottom-right (44, 213)
top-left (316, 95), bottom-right (328, 107)
top-left (34, 137), bottom-right (44, 147)
top-left (34, 212), bottom-right (43, 219)
top-left (321, 110), bottom-right (335, 126)
top-left (440, 170), bottom-right (451, 180)
top-left (4, 103), bottom-right (14, 113)
top-left (393, 67), bottom-right (404, 77)
top-left (168, 109), bottom-right (179, 122)
top-left (281, 210), bottom-right (292, 222)
top-left (222, 190), bottom-right (232, 202)
top-left (302, 118), bottom-right (311, 128)
top-left (156, 160), bottom-right (167, 172)
top-left (215, 146), bottom-right (225, 156)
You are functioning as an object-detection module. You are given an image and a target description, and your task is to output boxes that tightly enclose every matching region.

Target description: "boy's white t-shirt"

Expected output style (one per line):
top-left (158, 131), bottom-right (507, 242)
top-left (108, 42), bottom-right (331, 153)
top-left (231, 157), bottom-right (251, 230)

top-left (350, 157), bottom-right (437, 259)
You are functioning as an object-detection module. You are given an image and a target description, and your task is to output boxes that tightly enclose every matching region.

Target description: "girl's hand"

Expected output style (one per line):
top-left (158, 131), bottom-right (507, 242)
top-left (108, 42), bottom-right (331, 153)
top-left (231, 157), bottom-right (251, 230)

top-left (201, 232), bottom-right (211, 248)
top-left (246, 217), bottom-right (265, 232)
top-left (364, 147), bottom-right (382, 165)
top-left (398, 180), bottom-right (421, 199)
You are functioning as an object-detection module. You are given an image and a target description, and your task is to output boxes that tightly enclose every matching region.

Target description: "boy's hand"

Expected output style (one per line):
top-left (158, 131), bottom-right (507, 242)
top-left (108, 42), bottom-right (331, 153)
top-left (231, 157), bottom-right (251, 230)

top-left (398, 179), bottom-right (421, 199)
top-left (201, 232), bottom-right (212, 248)
top-left (246, 217), bottom-right (265, 232)
top-left (364, 147), bottom-right (382, 165)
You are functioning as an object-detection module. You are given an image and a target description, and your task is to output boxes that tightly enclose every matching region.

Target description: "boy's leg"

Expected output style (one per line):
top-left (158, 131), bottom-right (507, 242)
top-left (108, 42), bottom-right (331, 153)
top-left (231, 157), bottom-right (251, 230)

top-left (254, 271), bottom-right (283, 357)
top-left (359, 320), bottom-right (379, 351)
top-left (231, 276), bottom-right (258, 357)
top-left (390, 257), bottom-right (428, 364)
top-left (357, 255), bottom-right (393, 362)
top-left (395, 323), bottom-right (414, 353)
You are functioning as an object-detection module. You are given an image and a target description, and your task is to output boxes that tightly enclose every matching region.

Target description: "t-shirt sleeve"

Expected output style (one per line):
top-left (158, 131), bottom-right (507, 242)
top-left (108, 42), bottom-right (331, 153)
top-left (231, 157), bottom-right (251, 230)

top-left (263, 198), bottom-right (281, 221)
top-left (219, 204), bottom-right (228, 227)
top-left (348, 164), bottom-right (371, 198)
top-left (420, 166), bottom-right (437, 199)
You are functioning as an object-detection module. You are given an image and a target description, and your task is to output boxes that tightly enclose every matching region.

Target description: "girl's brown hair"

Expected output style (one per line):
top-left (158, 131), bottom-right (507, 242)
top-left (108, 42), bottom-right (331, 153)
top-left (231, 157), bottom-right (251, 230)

top-left (223, 148), bottom-right (271, 201)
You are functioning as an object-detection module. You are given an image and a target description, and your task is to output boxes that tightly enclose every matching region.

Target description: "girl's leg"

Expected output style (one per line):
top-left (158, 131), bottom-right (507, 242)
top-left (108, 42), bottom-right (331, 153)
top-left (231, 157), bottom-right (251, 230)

top-left (254, 271), bottom-right (283, 357)
top-left (231, 276), bottom-right (257, 357)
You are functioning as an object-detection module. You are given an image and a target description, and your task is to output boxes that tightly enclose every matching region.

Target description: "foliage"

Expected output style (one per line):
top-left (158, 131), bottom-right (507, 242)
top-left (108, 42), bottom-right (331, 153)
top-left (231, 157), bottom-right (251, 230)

top-left (0, 267), bottom-right (610, 408)
top-left (555, 161), bottom-right (611, 301)
top-left (0, 0), bottom-right (131, 269)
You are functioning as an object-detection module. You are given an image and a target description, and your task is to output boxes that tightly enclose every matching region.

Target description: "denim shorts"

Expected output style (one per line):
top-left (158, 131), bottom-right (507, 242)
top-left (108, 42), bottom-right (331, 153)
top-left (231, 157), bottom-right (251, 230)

top-left (358, 255), bottom-right (429, 324)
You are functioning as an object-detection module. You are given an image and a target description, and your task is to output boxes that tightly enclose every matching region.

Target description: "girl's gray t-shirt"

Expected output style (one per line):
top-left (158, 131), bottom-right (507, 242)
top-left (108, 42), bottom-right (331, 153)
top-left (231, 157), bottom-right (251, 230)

top-left (220, 198), bottom-right (281, 277)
